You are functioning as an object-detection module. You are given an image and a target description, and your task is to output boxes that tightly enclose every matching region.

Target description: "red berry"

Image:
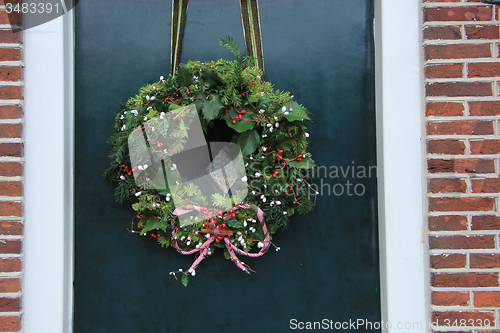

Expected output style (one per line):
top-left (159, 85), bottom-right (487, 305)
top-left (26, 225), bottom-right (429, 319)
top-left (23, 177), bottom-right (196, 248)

top-left (278, 150), bottom-right (284, 154)
top-left (273, 174), bottom-right (277, 178)
top-left (181, 114), bottom-right (185, 118)
top-left (252, 82), bottom-right (256, 85)
top-left (232, 119), bottom-right (236, 124)
top-left (278, 155), bottom-right (283, 160)
top-left (157, 142), bottom-right (163, 148)
top-left (298, 154), bottom-right (303, 158)
top-left (282, 162), bottom-right (286, 165)
top-left (241, 110), bottom-right (246, 114)
top-left (244, 119), bottom-right (247, 121)
top-left (136, 215), bottom-right (141, 219)
top-left (297, 157), bottom-right (302, 161)
top-left (232, 212), bottom-right (236, 217)
top-left (216, 239), bottom-right (220, 243)
top-left (127, 172), bottom-right (132, 175)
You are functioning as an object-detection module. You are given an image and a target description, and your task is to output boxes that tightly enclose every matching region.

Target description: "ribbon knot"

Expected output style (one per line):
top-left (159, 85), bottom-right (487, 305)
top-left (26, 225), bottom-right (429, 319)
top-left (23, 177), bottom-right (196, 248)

top-left (172, 203), bottom-right (270, 274)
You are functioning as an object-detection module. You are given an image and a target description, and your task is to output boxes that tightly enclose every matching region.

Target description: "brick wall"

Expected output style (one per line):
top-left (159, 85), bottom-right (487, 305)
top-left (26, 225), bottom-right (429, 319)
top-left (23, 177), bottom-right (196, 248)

top-left (0, 3), bottom-right (21, 332)
top-left (424, 0), bottom-right (500, 331)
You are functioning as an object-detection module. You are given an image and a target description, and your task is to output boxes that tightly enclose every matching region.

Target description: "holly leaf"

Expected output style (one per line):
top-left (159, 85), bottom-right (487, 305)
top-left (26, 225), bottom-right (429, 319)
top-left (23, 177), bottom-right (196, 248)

top-left (200, 68), bottom-right (223, 89)
top-left (176, 63), bottom-right (193, 87)
top-left (222, 108), bottom-right (257, 133)
top-left (181, 274), bottom-right (189, 287)
top-left (274, 134), bottom-right (295, 151)
top-left (258, 96), bottom-right (274, 109)
top-left (202, 94), bottom-right (224, 121)
top-left (253, 228), bottom-right (265, 241)
top-left (226, 218), bottom-right (243, 229)
top-left (282, 101), bottom-right (310, 122)
top-left (236, 129), bottom-right (260, 156)
top-left (154, 99), bottom-right (168, 114)
top-left (288, 157), bottom-right (316, 169)
top-left (140, 218), bottom-right (161, 234)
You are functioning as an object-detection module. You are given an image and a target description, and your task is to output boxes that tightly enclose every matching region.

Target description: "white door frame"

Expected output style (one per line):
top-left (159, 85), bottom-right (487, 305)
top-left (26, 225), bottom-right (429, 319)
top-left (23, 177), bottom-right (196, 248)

top-left (23, 1), bottom-right (426, 332)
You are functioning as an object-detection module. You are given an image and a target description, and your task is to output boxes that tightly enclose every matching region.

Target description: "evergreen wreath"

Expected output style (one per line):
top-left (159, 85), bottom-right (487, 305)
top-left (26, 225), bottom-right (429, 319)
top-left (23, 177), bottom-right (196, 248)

top-left (104, 37), bottom-right (316, 286)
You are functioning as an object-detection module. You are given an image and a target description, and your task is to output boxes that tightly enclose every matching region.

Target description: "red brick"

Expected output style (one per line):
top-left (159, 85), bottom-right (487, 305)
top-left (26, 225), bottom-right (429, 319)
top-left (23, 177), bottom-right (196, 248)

top-left (430, 235), bottom-right (495, 249)
top-left (0, 48), bottom-right (19, 62)
top-left (472, 178), bottom-right (500, 193)
top-left (0, 66), bottom-right (20, 82)
top-left (0, 30), bottom-right (20, 44)
top-left (429, 215), bottom-right (468, 231)
top-left (0, 240), bottom-right (20, 255)
top-left (427, 120), bottom-right (493, 135)
top-left (0, 221), bottom-right (21, 235)
top-left (0, 11), bottom-right (19, 26)
top-left (0, 258), bottom-right (20, 272)
top-left (428, 140), bottom-right (465, 155)
top-left (0, 143), bottom-right (21, 157)
top-left (0, 105), bottom-right (20, 119)
top-left (0, 316), bottom-right (20, 332)
top-left (469, 62), bottom-right (500, 77)
top-left (466, 25), bottom-right (499, 39)
top-left (475, 291), bottom-right (500, 307)
top-left (0, 278), bottom-right (19, 293)
top-left (0, 124), bottom-right (20, 139)
top-left (428, 159), bottom-right (495, 174)
top-left (432, 291), bottom-right (469, 306)
top-left (425, 6), bottom-right (493, 22)
top-left (432, 311), bottom-right (495, 328)
top-left (0, 86), bottom-right (20, 99)
top-left (432, 272), bottom-right (498, 287)
top-left (425, 44), bottom-right (491, 60)
top-left (0, 202), bottom-right (20, 217)
top-left (429, 178), bottom-right (467, 193)
top-left (469, 101), bottom-right (500, 116)
top-left (424, 26), bottom-right (462, 40)
top-left (426, 63), bottom-right (463, 79)
top-left (426, 102), bottom-right (464, 116)
top-left (471, 253), bottom-right (500, 268)
top-left (0, 163), bottom-right (20, 177)
top-left (471, 140), bottom-right (500, 154)
top-left (0, 297), bottom-right (19, 312)
top-left (471, 215), bottom-right (500, 230)
top-left (431, 253), bottom-right (467, 268)
top-left (0, 181), bottom-right (21, 197)
top-left (426, 82), bottom-right (492, 97)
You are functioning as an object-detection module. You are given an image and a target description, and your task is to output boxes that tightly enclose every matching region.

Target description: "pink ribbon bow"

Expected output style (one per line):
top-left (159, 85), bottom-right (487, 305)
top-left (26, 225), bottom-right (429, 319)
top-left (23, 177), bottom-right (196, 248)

top-left (171, 203), bottom-right (270, 274)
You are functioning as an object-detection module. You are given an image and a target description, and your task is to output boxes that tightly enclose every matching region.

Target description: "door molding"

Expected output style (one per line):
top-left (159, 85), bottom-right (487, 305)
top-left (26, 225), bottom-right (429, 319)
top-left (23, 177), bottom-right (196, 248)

top-left (23, 1), bottom-right (426, 332)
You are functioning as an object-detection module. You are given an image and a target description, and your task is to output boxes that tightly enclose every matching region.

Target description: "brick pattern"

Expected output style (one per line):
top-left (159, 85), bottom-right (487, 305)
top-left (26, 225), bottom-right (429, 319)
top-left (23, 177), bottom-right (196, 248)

top-left (0, 6), bottom-right (22, 333)
top-left (425, 0), bottom-right (500, 331)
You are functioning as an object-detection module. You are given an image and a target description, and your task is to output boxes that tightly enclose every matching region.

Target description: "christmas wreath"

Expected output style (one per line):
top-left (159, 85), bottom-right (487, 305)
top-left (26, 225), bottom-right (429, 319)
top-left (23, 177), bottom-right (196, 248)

top-left (104, 37), bottom-right (316, 286)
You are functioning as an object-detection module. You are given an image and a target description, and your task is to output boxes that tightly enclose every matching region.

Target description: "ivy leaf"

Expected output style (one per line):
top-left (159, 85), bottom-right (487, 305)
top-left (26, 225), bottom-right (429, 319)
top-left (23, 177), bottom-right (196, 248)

top-left (176, 63), bottom-right (193, 87)
top-left (282, 101), bottom-right (310, 122)
top-left (154, 99), bottom-right (168, 114)
top-left (169, 103), bottom-right (182, 111)
top-left (202, 94), bottom-right (224, 121)
top-left (288, 157), bottom-right (316, 169)
top-left (236, 129), bottom-right (260, 156)
top-left (181, 274), bottom-right (189, 287)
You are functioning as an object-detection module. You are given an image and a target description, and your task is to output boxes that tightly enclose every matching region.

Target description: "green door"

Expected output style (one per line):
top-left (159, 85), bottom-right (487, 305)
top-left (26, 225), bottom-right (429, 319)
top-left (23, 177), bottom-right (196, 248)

top-left (74, 0), bottom-right (379, 331)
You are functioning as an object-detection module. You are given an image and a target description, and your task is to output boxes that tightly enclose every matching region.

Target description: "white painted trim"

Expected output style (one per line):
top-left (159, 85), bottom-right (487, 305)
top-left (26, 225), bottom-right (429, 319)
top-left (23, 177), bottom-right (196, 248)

top-left (375, 1), bottom-right (428, 332)
top-left (22, 1), bottom-right (428, 332)
top-left (23, 11), bottom-right (74, 333)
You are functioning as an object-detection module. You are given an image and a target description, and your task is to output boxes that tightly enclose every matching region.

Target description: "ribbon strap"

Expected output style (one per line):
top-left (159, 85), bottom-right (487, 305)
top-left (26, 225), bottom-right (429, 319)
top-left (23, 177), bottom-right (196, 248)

top-left (170, 0), bottom-right (265, 76)
top-left (171, 0), bottom-right (190, 74)
top-left (239, 0), bottom-right (265, 76)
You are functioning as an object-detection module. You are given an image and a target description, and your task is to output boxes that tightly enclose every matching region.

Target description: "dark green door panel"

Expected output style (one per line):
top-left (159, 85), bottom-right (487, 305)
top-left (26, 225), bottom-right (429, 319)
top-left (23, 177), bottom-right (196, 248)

top-left (74, 1), bottom-right (379, 332)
